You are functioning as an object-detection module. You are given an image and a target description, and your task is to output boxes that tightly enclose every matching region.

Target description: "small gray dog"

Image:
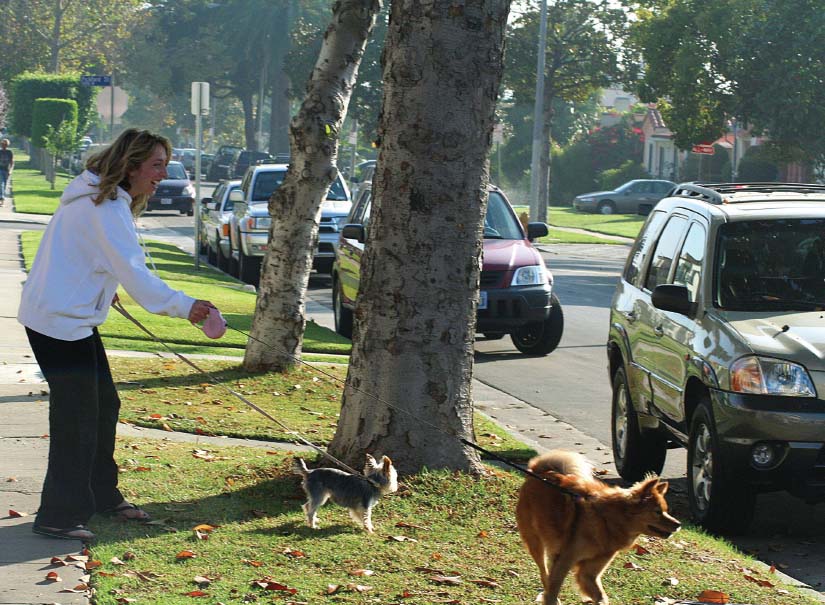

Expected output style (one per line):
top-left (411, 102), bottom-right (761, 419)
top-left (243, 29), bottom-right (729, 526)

top-left (292, 454), bottom-right (398, 532)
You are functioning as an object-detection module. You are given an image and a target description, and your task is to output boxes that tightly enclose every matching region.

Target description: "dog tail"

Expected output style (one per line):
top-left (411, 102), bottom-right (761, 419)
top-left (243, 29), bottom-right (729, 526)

top-left (291, 457), bottom-right (309, 477)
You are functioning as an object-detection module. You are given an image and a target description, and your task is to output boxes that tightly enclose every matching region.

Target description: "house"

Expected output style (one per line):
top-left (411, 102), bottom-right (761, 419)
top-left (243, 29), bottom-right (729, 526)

top-left (641, 106), bottom-right (682, 180)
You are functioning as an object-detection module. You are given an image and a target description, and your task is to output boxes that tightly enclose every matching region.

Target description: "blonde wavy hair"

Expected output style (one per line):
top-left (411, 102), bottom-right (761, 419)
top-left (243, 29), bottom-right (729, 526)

top-left (85, 129), bottom-right (172, 216)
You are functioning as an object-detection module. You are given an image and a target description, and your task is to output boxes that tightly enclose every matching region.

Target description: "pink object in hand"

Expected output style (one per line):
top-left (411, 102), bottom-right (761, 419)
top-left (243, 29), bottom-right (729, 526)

top-left (202, 308), bottom-right (227, 339)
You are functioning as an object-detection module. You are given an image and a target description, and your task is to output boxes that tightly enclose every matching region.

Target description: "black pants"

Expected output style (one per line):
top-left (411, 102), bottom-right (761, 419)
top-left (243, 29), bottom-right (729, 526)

top-left (26, 327), bottom-right (124, 527)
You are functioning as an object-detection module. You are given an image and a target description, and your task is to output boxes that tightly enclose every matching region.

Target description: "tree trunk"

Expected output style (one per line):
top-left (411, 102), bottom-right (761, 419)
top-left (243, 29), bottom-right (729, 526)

top-left (243, 0), bottom-right (381, 372)
top-left (241, 93), bottom-right (257, 150)
top-left (268, 68), bottom-right (291, 156)
top-left (537, 99), bottom-right (555, 223)
top-left (327, 0), bottom-right (511, 475)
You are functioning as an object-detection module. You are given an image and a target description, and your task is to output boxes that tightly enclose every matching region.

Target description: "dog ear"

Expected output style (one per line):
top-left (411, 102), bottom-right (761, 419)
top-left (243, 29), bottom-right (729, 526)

top-left (381, 456), bottom-right (393, 475)
top-left (654, 480), bottom-right (669, 496)
top-left (364, 454), bottom-right (379, 472)
top-left (634, 476), bottom-right (662, 499)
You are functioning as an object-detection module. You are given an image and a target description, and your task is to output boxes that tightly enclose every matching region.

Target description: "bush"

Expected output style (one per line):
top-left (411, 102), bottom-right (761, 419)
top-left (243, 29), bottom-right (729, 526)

top-left (9, 72), bottom-right (94, 138)
top-left (737, 146), bottom-right (780, 181)
top-left (31, 99), bottom-right (78, 148)
top-left (599, 160), bottom-right (649, 190)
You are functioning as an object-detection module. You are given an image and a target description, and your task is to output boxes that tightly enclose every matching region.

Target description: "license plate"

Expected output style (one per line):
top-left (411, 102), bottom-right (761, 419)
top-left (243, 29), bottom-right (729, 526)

top-left (479, 290), bottom-right (488, 310)
top-left (161, 198), bottom-right (172, 205)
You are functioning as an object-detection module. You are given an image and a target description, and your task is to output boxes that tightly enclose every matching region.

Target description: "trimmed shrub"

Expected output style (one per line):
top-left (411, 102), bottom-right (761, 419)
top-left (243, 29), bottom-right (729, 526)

top-left (31, 99), bottom-right (78, 148)
top-left (737, 146), bottom-right (780, 181)
top-left (9, 72), bottom-right (94, 137)
top-left (599, 160), bottom-right (649, 190)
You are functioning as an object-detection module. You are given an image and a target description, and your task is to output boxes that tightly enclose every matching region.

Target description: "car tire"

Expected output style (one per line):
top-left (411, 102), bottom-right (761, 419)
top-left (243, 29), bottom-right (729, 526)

top-left (510, 292), bottom-right (564, 356)
top-left (687, 398), bottom-right (755, 535)
top-left (598, 200), bottom-right (616, 215)
top-left (217, 241), bottom-right (233, 274)
top-left (207, 242), bottom-right (218, 266)
top-left (332, 276), bottom-right (353, 339)
top-left (611, 365), bottom-right (666, 481)
top-left (482, 332), bottom-right (505, 340)
top-left (239, 252), bottom-right (261, 285)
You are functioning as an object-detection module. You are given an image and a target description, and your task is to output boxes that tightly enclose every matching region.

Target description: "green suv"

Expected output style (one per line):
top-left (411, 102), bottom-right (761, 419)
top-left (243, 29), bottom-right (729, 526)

top-left (607, 182), bottom-right (825, 534)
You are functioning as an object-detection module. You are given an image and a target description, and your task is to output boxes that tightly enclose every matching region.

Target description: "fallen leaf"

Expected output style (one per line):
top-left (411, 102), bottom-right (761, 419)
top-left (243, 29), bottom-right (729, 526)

top-left (110, 557), bottom-right (125, 566)
top-left (326, 584), bottom-right (340, 595)
top-left (696, 589), bottom-right (729, 603)
top-left (662, 577), bottom-right (679, 587)
top-left (184, 590), bottom-right (209, 597)
top-left (349, 569), bottom-right (374, 577)
top-left (396, 521), bottom-right (431, 530)
top-left (176, 550), bottom-right (197, 560)
top-left (192, 523), bottom-right (216, 532)
top-left (387, 535), bottom-right (418, 542)
top-left (470, 579), bottom-right (500, 588)
top-left (66, 554), bottom-right (89, 562)
top-left (242, 559), bottom-right (263, 567)
top-left (623, 561), bottom-right (643, 571)
top-left (282, 548), bottom-right (305, 558)
top-left (744, 574), bottom-right (775, 588)
top-left (8, 509), bottom-right (27, 517)
top-left (193, 576), bottom-right (212, 585)
top-left (122, 551), bottom-right (136, 560)
top-left (85, 560), bottom-right (102, 570)
top-left (430, 575), bottom-right (462, 585)
top-left (347, 583), bottom-right (372, 592)
top-left (50, 557), bottom-right (67, 566)
top-left (45, 571), bottom-right (62, 582)
top-left (634, 544), bottom-right (650, 555)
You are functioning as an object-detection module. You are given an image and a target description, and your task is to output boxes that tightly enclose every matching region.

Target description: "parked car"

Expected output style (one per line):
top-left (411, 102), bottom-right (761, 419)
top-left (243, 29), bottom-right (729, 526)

top-left (332, 183), bottom-right (564, 355)
top-left (348, 159), bottom-right (376, 200)
top-left (174, 148), bottom-right (198, 175)
top-left (207, 145), bottom-right (243, 181)
top-left (228, 164), bottom-right (351, 283)
top-left (146, 161), bottom-right (195, 215)
top-left (199, 179), bottom-right (242, 271)
top-left (200, 153), bottom-right (215, 177)
top-left (607, 182), bottom-right (825, 535)
top-left (573, 179), bottom-right (675, 215)
top-left (229, 150), bottom-right (272, 179)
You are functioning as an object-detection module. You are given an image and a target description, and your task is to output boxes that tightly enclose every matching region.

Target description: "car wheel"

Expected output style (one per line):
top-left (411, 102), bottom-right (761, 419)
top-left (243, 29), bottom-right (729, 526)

top-left (688, 398), bottom-right (755, 535)
top-left (217, 242), bottom-right (234, 274)
top-left (611, 365), bottom-right (666, 481)
top-left (598, 201), bottom-right (616, 215)
top-left (332, 276), bottom-right (353, 339)
top-left (510, 292), bottom-right (564, 356)
top-left (238, 252), bottom-right (261, 286)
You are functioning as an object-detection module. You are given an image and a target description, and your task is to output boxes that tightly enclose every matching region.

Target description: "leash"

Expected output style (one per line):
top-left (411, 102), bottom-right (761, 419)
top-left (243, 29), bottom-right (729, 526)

top-left (111, 301), bottom-right (361, 476)
top-left (112, 301), bottom-right (585, 499)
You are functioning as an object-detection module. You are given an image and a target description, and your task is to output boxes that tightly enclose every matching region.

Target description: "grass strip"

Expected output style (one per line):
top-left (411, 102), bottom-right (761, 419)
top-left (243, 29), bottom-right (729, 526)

top-left (9, 150), bottom-right (74, 214)
top-left (84, 437), bottom-right (816, 605)
top-left (19, 231), bottom-right (352, 357)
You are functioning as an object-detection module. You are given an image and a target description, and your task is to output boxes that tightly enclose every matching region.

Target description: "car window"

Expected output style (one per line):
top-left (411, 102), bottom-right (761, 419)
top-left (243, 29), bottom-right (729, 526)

top-left (624, 210), bottom-right (667, 286)
top-left (484, 191), bottom-right (524, 239)
top-left (655, 181), bottom-right (673, 194)
top-left (224, 185), bottom-right (239, 211)
top-left (350, 188), bottom-right (372, 224)
top-left (166, 163), bottom-right (187, 180)
top-left (211, 183), bottom-right (226, 204)
top-left (644, 215), bottom-right (688, 291)
top-left (672, 222), bottom-right (706, 301)
top-left (251, 170), bottom-right (286, 201)
top-left (716, 218), bottom-right (825, 310)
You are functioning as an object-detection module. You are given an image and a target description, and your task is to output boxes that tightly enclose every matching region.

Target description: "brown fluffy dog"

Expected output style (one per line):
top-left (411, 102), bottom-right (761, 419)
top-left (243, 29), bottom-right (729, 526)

top-left (516, 450), bottom-right (681, 605)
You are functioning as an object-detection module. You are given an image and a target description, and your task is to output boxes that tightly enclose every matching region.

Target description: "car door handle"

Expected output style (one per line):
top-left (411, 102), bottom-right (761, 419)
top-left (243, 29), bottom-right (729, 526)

top-left (654, 325), bottom-right (664, 337)
top-left (623, 311), bottom-right (636, 323)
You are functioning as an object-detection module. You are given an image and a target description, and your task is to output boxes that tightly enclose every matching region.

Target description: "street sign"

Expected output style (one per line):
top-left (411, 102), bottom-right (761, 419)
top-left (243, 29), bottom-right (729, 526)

top-left (191, 82), bottom-right (210, 116)
top-left (81, 75), bottom-right (112, 87)
top-left (691, 144), bottom-right (715, 155)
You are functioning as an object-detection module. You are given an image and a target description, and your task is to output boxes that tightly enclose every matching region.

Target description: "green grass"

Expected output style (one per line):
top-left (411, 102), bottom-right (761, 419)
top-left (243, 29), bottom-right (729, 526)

top-left (81, 438), bottom-right (817, 605)
top-left (20, 231), bottom-right (352, 357)
top-left (110, 356), bottom-right (531, 460)
top-left (9, 149), bottom-right (74, 214)
top-left (549, 206), bottom-right (645, 239)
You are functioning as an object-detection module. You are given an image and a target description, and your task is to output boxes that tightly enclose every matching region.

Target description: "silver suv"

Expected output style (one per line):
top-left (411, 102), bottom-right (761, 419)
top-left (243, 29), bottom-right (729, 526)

top-left (607, 182), bottom-right (825, 534)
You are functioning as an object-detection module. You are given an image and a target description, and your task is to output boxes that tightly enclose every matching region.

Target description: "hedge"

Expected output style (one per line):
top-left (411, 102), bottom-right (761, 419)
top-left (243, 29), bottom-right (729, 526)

top-left (31, 98), bottom-right (78, 148)
top-left (9, 72), bottom-right (94, 138)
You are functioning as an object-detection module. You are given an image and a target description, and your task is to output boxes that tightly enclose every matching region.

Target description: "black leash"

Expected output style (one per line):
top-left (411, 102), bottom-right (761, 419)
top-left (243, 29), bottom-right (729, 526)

top-left (112, 301), bottom-right (584, 499)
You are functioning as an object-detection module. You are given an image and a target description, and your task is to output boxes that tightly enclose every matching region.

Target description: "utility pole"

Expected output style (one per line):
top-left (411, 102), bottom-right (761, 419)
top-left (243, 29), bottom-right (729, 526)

top-left (528, 0), bottom-right (548, 221)
top-left (191, 82), bottom-right (210, 270)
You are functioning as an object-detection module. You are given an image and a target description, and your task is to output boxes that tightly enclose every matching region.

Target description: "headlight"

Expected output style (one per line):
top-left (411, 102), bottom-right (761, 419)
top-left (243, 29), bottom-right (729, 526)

top-left (512, 264), bottom-right (547, 286)
top-left (730, 356), bottom-right (816, 397)
top-left (577, 197), bottom-right (594, 203)
top-left (183, 184), bottom-right (196, 197)
top-left (244, 217), bottom-right (271, 230)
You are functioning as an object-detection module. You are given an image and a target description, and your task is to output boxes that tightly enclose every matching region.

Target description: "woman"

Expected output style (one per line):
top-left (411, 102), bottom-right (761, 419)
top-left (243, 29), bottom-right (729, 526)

top-left (18, 129), bottom-right (217, 541)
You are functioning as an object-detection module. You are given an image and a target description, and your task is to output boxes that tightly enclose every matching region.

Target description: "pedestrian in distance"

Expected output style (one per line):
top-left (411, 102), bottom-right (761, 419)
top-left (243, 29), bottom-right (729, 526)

top-left (17, 128), bottom-right (218, 541)
top-left (0, 138), bottom-right (13, 205)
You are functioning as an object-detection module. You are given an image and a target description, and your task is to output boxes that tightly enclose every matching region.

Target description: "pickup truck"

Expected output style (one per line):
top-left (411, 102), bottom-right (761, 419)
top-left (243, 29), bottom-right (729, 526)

top-left (198, 179), bottom-right (242, 271)
top-left (227, 163), bottom-right (352, 284)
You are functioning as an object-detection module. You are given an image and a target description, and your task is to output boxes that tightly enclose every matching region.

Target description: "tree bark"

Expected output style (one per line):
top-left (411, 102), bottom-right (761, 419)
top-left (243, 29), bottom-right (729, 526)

top-left (243, 0), bottom-right (381, 372)
top-left (537, 97), bottom-right (555, 223)
top-left (327, 0), bottom-right (511, 475)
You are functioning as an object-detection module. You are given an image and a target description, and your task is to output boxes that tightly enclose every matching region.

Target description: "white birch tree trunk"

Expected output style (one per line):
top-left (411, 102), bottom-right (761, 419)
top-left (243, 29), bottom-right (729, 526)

top-left (328, 0), bottom-right (512, 474)
top-left (244, 0), bottom-right (382, 372)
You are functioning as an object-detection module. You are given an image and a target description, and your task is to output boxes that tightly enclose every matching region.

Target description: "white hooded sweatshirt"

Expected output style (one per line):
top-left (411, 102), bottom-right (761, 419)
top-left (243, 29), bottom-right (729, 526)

top-left (18, 170), bottom-right (196, 341)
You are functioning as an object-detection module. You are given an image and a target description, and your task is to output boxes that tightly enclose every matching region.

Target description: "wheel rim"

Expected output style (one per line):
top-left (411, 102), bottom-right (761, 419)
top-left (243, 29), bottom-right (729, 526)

top-left (600, 204), bottom-right (614, 215)
top-left (614, 386), bottom-right (629, 462)
top-left (514, 322), bottom-right (542, 347)
top-left (691, 423), bottom-right (713, 513)
top-left (333, 286), bottom-right (341, 329)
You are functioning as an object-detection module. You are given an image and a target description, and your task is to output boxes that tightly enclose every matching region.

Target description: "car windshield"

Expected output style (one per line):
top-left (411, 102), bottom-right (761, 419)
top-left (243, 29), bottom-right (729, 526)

top-left (484, 191), bottom-right (524, 239)
top-left (716, 218), bottom-right (825, 311)
top-left (251, 170), bottom-right (349, 202)
top-left (166, 163), bottom-right (187, 180)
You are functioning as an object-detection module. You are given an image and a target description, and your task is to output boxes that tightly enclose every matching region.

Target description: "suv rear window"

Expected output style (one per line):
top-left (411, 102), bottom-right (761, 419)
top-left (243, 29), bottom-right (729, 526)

top-left (485, 191), bottom-right (524, 239)
top-left (716, 218), bottom-right (825, 310)
top-left (251, 170), bottom-right (349, 202)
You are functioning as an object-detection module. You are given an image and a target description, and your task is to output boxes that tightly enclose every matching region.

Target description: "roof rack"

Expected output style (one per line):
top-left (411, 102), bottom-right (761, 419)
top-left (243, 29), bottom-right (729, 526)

top-left (671, 182), bottom-right (825, 205)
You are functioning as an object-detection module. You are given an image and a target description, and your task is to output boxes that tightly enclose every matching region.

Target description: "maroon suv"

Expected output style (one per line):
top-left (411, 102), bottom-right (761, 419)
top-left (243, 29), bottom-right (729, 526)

top-left (332, 183), bottom-right (564, 356)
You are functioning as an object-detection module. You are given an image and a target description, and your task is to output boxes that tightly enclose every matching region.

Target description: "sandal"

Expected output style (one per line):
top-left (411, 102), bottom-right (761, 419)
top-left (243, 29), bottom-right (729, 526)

top-left (105, 500), bottom-right (152, 522)
top-left (33, 524), bottom-right (96, 541)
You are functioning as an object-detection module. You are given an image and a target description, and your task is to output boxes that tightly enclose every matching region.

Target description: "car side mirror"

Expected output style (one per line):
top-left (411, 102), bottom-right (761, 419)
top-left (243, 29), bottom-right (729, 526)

top-left (229, 189), bottom-right (245, 203)
top-left (527, 222), bottom-right (549, 241)
top-left (341, 224), bottom-right (365, 243)
top-left (201, 197), bottom-right (213, 206)
top-left (205, 201), bottom-right (218, 211)
top-left (652, 284), bottom-right (695, 317)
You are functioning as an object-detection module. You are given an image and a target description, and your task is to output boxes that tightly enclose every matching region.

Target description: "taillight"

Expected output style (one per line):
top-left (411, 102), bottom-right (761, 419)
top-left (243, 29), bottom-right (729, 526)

top-left (221, 224), bottom-right (230, 237)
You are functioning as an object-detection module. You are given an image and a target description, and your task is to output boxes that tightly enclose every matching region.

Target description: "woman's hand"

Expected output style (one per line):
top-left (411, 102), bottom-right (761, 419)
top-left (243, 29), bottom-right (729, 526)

top-left (188, 299), bottom-right (217, 324)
